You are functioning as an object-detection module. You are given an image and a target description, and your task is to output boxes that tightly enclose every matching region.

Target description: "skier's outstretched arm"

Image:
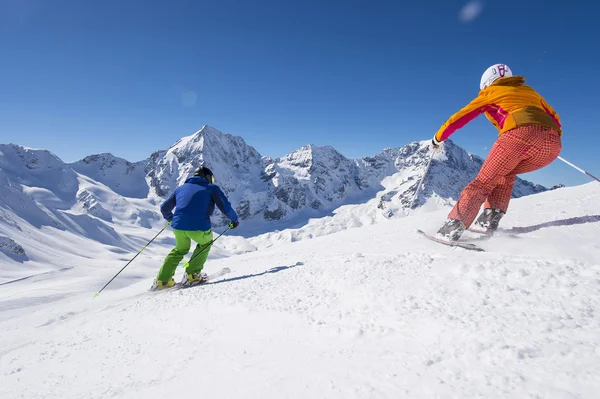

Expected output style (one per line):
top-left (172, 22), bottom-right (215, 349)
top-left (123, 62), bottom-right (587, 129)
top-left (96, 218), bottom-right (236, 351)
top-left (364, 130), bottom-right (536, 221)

top-left (433, 95), bottom-right (488, 145)
top-left (211, 186), bottom-right (239, 224)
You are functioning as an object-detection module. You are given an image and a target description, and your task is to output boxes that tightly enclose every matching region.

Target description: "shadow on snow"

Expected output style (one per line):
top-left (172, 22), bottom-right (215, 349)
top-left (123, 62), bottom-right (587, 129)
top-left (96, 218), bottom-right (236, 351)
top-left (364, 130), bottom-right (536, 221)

top-left (206, 261), bottom-right (304, 286)
top-left (506, 215), bottom-right (600, 234)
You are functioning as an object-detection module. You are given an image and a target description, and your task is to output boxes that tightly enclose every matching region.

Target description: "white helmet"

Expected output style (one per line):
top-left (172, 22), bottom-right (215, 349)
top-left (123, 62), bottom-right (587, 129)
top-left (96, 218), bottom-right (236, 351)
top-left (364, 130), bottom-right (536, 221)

top-left (480, 64), bottom-right (513, 90)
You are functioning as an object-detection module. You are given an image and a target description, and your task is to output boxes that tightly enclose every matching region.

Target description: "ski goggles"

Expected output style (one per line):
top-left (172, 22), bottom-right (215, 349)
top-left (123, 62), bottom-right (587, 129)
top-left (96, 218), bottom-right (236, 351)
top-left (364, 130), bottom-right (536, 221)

top-left (208, 175), bottom-right (215, 183)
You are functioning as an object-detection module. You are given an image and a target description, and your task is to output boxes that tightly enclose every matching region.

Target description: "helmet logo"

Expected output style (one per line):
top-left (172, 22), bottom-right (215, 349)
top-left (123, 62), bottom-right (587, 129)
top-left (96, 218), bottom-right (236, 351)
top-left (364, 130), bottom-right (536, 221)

top-left (497, 64), bottom-right (507, 77)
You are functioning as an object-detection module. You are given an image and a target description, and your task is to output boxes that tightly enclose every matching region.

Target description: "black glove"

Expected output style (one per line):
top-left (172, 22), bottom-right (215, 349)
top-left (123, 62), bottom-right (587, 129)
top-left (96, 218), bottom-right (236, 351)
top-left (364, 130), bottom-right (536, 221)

top-left (229, 221), bottom-right (240, 229)
top-left (431, 136), bottom-right (443, 150)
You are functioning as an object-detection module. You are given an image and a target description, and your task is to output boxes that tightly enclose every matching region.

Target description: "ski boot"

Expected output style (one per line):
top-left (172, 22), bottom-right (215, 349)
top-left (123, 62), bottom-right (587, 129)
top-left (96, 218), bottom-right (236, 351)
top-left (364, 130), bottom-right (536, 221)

top-left (150, 278), bottom-right (176, 291)
top-left (436, 218), bottom-right (466, 241)
top-left (474, 208), bottom-right (505, 234)
top-left (181, 272), bottom-right (208, 287)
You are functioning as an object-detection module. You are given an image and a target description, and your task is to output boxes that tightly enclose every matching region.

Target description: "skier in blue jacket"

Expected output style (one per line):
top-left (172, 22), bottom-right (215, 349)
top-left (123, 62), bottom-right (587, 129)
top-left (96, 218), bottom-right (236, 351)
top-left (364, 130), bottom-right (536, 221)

top-left (151, 166), bottom-right (239, 290)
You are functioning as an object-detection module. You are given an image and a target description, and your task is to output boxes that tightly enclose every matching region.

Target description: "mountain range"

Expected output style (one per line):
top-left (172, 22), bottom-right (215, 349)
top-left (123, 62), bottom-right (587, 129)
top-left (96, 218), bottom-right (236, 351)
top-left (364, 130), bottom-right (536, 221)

top-left (0, 125), bottom-right (550, 266)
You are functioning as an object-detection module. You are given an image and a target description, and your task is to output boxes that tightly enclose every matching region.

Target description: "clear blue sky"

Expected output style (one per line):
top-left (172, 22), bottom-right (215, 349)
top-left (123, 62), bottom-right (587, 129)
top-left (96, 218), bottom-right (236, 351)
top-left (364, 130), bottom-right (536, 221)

top-left (1, 0), bottom-right (598, 187)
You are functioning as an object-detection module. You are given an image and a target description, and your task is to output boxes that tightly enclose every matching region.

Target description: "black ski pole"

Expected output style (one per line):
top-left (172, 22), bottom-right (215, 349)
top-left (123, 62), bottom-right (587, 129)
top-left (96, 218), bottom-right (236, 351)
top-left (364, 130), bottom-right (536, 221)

top-left (183, 226), bottom-right (231, 269)
top-left (93, 223), bottom-right (169, 298)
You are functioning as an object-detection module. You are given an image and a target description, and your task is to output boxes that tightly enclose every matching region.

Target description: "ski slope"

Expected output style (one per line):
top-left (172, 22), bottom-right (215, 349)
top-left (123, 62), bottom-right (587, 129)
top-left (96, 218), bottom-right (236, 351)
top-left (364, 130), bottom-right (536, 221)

top-left (1, 183), bottom-right (600, 399)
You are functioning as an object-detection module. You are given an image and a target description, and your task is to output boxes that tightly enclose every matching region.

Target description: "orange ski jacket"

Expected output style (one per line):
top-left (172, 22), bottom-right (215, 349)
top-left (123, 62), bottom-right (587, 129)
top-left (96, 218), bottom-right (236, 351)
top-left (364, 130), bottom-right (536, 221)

top-left (434, 76), bottom-right (562, 142)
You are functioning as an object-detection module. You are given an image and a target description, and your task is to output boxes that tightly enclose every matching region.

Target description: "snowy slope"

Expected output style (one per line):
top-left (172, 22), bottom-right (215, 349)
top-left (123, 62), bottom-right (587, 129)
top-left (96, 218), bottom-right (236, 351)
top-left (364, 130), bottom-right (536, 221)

top-left (1, 182), bottom-right (599, 399)
top-left (0, 145), bottom-right (167, 282)
top-left (0, 145), bottom-right (124, 276)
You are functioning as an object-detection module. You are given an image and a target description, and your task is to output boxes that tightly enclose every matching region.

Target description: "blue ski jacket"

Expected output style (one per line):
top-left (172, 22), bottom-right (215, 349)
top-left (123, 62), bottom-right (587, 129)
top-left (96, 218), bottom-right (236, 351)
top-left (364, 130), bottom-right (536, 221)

top-left (160, 176), bottom-right (239, 231)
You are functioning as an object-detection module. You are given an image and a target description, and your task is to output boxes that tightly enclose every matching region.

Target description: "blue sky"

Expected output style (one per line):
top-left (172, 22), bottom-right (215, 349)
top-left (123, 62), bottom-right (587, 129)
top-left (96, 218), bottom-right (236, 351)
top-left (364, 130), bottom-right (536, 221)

top-left (1, 0), bottom-right (598, 187)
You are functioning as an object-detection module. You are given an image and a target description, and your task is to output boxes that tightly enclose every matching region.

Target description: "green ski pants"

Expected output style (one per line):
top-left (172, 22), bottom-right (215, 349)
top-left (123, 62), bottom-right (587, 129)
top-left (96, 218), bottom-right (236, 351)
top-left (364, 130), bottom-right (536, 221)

top-left (157, 229), bottom-right (213, 282)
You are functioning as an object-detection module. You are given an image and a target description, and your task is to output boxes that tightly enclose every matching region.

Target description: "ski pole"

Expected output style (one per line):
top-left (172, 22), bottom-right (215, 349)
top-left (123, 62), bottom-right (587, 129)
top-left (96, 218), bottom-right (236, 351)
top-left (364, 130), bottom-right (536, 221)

top-left (183, 226), bottom-right (231, 269)
top-left (409, 145), bottom-right (439, 209)
top-left (557, 156), bottom-right (600, 184)
top-left (93, 223), bottom-right (169, 298)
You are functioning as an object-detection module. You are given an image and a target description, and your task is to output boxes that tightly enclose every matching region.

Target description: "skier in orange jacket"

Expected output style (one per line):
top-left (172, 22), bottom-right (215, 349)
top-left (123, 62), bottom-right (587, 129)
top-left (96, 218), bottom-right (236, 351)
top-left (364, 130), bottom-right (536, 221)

top-left (432, 64), bottom-right (562, 241)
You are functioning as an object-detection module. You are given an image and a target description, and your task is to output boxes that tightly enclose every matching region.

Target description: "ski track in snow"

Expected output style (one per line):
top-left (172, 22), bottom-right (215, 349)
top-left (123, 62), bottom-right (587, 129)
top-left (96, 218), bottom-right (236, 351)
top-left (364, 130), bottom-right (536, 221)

top-left (1, 184), bottom-right (600, 398)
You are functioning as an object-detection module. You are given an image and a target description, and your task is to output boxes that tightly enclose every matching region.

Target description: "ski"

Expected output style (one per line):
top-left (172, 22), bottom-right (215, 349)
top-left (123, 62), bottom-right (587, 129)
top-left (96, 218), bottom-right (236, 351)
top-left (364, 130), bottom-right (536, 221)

top-left (468, 226), bottom-right (492, 235)
top-left (179, 267), bottom-right (231, 290)
top-left (466, 227), bottom-right (519, 240)
top-left (148, 267), bottom-right (231, 293)
top-left (416, 229), bottom-right (485, 252)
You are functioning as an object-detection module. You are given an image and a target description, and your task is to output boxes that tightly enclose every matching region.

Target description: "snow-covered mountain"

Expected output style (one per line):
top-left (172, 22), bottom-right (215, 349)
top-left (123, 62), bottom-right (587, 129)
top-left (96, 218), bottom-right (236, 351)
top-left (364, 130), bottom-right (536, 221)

top-left (145, 125), bottom-right (268, 227)
top-left (144, 125), bottom-right (547, 228)
top-left (369, 140), bottom-right (547, 218)
top-left (143, 126), bottom-right (383, 228)
top-left (0, 125), bottom-right (551, 273)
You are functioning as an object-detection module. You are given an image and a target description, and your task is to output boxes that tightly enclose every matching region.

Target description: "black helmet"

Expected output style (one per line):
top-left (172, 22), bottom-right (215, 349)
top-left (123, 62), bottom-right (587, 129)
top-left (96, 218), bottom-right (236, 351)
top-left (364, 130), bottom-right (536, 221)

top-left (193, 166), bottom-right (215, 183)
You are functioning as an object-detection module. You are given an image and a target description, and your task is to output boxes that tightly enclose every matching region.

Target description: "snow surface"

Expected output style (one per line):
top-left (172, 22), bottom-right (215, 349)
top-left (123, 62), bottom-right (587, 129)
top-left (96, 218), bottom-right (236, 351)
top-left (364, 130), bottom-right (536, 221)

top-left (1, 182), bottom-right (600, 398)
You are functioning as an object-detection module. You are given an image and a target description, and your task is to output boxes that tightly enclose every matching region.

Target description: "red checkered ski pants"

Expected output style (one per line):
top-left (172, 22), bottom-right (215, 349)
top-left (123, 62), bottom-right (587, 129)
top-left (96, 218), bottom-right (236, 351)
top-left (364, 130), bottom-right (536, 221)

top-left (448, 125), bottom-right (562, 227)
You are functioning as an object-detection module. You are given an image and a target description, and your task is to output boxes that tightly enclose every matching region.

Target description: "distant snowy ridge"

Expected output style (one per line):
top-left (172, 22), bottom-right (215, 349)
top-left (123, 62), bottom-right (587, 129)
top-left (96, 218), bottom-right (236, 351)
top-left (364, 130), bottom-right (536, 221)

top-left (70, 153), bottom-right (148, 198)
